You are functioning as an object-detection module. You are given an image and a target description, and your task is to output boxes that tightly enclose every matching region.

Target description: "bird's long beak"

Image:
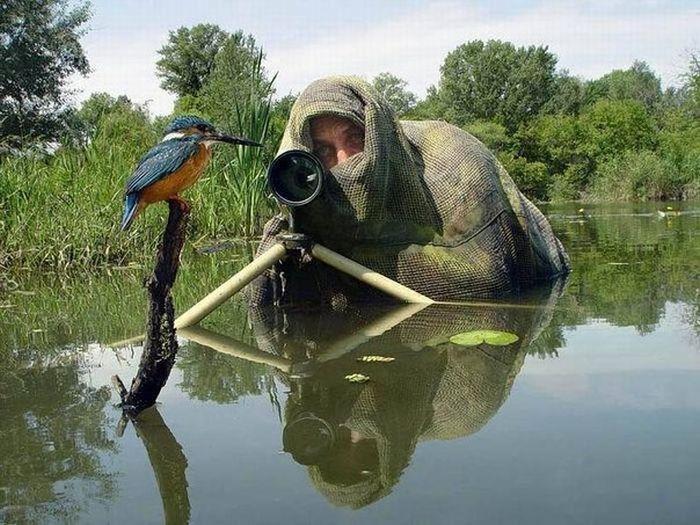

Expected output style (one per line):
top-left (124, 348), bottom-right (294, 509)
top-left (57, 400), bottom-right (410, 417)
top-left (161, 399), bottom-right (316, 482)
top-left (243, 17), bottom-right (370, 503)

top-left (208, 132), bottom-right (262, 147)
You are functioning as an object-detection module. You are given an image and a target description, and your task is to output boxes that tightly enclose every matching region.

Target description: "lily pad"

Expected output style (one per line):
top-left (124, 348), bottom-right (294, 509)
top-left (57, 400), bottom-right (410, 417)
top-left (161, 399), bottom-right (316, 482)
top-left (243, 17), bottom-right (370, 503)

top-left (357, 355), bottom-right (395, 363)
top-left (449, 330), bottom-right (519, 347)
top-left (345, 373), bottom-right (370, 383)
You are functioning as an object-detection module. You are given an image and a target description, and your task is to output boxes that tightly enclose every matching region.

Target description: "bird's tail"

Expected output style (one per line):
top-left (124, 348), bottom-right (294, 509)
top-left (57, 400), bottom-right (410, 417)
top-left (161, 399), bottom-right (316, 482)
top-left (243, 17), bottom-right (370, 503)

top-left (121, 193), bottom-right (140, 231)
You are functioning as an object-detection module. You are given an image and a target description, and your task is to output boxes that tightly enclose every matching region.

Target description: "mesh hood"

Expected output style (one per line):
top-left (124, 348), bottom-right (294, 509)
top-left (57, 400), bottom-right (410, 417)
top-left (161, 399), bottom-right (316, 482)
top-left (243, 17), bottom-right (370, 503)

top-left (249, 76), bottom-right (570, 305)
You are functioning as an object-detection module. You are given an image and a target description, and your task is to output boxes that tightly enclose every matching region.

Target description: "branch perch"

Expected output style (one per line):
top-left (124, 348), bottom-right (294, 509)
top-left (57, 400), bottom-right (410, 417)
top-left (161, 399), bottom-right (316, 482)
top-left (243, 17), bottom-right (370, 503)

top-left (112, 199), bottom-right (189, 414)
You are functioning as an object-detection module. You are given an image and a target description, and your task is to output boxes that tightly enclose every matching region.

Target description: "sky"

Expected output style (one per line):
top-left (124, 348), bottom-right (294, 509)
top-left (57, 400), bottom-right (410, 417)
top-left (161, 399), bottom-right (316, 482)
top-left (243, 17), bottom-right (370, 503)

top-left (70, 0), bottom-right (699, 116)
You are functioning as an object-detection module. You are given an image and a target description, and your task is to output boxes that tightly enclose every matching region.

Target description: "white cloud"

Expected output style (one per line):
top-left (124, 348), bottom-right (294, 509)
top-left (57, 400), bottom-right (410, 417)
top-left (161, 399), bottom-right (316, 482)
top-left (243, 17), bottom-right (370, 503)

top-left (70, 28), bottom-right (176, 116)
top-left (267, 0), bottom-right (699, 97)
top-left (70, 1), bottom-right (698, 116)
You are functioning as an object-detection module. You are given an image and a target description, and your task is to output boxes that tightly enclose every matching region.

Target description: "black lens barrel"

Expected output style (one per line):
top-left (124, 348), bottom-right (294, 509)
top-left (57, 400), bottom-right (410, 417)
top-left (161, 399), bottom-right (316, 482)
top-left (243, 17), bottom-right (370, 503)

top-left (267, 150), bottom-right (325, 207)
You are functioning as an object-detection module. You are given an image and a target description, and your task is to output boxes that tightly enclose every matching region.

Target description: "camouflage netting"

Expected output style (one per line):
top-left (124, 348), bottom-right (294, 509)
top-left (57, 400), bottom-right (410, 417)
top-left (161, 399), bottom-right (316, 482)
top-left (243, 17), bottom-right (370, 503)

top-left (248, 76), bottom-right (570, 305)
top-left (248, 279), bottom-right (564, 508)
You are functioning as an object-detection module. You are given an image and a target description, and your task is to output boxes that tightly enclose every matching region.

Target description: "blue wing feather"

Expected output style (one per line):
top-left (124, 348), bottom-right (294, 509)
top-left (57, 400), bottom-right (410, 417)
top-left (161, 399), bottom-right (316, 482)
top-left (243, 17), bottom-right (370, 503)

top-left (125, 137), bottom-right (201, 194)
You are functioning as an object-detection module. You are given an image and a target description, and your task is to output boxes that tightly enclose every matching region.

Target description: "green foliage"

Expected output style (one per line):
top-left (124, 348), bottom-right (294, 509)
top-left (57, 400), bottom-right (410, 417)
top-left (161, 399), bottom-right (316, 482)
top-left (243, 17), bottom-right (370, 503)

top-left (518, 114), bottom-right (584, 175)
top-left (584, 61), bottom-right (662, 112)
top-left (579, 99), bottom-right (657, 160)
top-left (438, 40), bottom-right (558, 131)
top-left (684, 53), bottom-right (700, 116)
top-left (589, 150), bottom-right (686, 201)
top-left (197, 31), bottom-right (272, 126)
top-left (497, 152), bottom-right (550, 202)
top-left (403, 86), bottom-right (446, 120)
top-left (464, 120), bottom-right (513, 153)
top-left (0, 0), bottom-right (90, 145)
top-left (68, 92), bottom-right (152, 146)
top-left (371, 72), bottom-right (417, 116)
top-left (549, 163), bottom-right (588, 202)
top-left (542, 71), bottom-right (585, 115)
top-left (156, 24), bottom-right (229, 97)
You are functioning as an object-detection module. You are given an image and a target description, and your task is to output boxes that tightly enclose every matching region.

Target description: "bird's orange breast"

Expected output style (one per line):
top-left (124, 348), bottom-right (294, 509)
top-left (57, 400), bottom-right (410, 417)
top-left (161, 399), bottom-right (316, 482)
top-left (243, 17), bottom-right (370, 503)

top-left (140, 144), bottom-right (211, 204)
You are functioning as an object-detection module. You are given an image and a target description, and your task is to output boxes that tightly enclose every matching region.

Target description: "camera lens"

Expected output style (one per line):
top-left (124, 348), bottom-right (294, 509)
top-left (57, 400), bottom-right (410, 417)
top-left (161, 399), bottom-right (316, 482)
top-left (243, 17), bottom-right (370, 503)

top-left (268, 150), bottom-right (324, 206)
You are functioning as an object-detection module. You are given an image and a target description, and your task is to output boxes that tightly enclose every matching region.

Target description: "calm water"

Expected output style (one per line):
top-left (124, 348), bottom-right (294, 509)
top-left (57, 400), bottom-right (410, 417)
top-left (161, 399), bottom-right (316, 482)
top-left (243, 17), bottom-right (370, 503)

top-left (1, 202), bottom-right (699, 524)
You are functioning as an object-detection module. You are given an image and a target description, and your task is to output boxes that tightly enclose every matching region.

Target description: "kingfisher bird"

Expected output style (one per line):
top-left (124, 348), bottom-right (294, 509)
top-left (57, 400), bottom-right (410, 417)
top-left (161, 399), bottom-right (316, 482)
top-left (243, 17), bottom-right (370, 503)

top-left (121, 115), bottom-right (261, 230)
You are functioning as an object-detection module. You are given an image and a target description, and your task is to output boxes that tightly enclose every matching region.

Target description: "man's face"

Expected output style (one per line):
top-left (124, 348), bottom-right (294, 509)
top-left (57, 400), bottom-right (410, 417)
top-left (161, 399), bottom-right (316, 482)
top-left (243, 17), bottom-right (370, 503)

top-left (310, 115), bottom-right (365, 170)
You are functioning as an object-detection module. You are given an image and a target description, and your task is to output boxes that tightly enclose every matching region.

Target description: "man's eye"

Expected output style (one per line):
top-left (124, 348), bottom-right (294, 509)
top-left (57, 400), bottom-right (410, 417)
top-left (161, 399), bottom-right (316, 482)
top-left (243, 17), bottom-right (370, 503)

top-left (348, 133), bottom-right (364, 147)
top-left (314, 145), bottom-right (333, 158)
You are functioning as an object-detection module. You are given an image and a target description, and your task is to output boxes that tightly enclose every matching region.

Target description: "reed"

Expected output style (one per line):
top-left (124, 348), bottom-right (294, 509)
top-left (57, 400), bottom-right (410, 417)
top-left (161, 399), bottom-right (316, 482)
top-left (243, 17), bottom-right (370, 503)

top-left (0, 55), bottom-right (278, 274)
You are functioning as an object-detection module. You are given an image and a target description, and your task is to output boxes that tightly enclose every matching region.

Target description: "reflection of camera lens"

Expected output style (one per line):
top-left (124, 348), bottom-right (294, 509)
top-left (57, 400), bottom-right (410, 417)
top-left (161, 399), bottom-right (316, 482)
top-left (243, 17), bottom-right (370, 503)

top-left (268, 150), bottom-right (324, 207)
top-left (283, 412), bottom-right (335, 465)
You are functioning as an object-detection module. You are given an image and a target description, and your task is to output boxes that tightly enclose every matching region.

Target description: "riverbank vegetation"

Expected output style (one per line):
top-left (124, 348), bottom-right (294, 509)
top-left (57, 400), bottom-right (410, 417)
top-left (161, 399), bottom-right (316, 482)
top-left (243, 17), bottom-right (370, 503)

top-left (1, 2), bottom-right (699, 273)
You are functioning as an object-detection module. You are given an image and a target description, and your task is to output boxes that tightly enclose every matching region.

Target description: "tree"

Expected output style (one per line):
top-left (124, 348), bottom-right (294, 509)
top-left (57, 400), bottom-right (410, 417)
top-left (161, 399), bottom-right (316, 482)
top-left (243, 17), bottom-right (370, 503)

top-left (518, 114), bottom-right (584, 175)
top-left (156, 24), bottom-right (229, 97)
top-left (371, 72), bottom-right (417, 116)
top-left (68, 92), bottom-right (151, 145)
top-left (682, 52), bottom-right (700, 117)
top-left (579, 99), bottom-right (657, 160)
top-left (0, 0), bottom-right (90, 145)
top-left (542, 71), bottom-right (585, 116)
top-left (464, 120), bottom-right (513, 153)
top-left (437, 40), bottom-right (558, 131)
top-left (196, 31), bottom-right (271, 127)
top-left (404, 86), bottom-right (446, 120)
top-left (584, 61), bottom-right (662, 112)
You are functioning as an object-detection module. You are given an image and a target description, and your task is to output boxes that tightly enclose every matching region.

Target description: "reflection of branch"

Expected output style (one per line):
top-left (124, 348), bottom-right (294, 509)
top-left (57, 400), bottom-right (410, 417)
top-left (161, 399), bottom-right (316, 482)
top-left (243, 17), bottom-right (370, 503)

top-left (132, 407), bottom-right (190, 525)
top-left (178, 325), bottom-right (293, 373)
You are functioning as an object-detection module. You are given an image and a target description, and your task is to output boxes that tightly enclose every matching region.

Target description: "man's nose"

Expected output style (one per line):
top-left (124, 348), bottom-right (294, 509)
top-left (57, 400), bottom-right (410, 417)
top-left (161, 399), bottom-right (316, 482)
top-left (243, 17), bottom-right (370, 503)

top-left (336, 148), bottom-right (351, 164)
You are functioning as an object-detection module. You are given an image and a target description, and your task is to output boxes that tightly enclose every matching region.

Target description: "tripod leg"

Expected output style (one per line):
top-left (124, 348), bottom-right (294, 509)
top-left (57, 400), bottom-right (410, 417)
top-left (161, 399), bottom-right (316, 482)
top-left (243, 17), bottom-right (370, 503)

top-left (174, 243), bottom-right (288, 328)
top-left (310, 243), bottom-right (434, 304)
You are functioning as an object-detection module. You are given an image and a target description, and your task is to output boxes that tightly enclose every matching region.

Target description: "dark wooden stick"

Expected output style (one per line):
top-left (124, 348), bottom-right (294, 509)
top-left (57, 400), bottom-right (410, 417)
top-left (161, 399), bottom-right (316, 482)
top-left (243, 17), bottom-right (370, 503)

top-left (112, 199), bottom-right (189, 414)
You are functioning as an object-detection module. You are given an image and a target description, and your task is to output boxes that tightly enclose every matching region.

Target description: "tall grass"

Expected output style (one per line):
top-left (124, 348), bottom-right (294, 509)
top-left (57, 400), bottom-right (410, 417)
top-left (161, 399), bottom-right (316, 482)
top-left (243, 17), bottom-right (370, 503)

top-left (191, 51), bottom-right (277, 238)
top-left (0, 56), bottom-right (278, 274)
top-left (588, 150), bottom-right (698, 202)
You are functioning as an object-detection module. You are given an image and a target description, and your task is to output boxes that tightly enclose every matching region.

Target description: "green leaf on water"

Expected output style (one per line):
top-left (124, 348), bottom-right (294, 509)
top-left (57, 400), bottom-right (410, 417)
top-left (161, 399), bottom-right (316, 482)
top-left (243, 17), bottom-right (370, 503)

top-left (449, 330), bottom-right (519, 347)
top-left (345, 373), bottom-right (370, 383)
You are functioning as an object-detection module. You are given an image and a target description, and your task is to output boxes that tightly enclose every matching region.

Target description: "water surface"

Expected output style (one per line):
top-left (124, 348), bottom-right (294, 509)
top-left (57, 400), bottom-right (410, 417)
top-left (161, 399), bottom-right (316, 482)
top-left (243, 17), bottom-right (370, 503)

top-left (1, 202), bottom-right (699, 524)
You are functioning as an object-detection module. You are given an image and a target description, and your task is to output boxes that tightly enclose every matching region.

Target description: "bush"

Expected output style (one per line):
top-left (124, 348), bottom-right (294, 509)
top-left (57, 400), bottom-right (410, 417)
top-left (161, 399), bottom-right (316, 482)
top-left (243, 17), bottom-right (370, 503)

top-left (589, 150), bottom-right (684, 201)
top-left (680, 151), bottom-right (700, 200)
top-left (579, 99), bottom-right (657, 160)
top-left (550, 163), bottom-right (587, 201)
top-left (498, 152), bottom-right (550, 201)
top-left (464, 120), bottom-right (513, 153)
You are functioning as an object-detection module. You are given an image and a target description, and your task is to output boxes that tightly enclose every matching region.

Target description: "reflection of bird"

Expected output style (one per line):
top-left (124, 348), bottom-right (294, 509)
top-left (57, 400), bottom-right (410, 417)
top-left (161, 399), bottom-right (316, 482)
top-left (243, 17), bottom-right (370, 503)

top-left (121, 115), bottom-right (261, 230)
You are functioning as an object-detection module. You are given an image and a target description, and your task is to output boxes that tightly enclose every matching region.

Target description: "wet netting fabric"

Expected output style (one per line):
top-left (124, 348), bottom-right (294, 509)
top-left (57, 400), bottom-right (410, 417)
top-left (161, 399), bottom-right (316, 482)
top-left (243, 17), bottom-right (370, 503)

top-left (248, 76), bottom-right (570, 305)
top-left (248, 280), bottom-right (564, 508)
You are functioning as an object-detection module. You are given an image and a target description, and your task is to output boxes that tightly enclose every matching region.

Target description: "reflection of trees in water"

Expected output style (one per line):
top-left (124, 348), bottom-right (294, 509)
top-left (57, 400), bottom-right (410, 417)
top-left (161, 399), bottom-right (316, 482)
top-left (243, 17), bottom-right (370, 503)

top-left (552, 210), bottom-right (699, 333)
top-left (0, 356), bottom-right (117, 523)
top-left (177, 343), bottom-right (275, 404)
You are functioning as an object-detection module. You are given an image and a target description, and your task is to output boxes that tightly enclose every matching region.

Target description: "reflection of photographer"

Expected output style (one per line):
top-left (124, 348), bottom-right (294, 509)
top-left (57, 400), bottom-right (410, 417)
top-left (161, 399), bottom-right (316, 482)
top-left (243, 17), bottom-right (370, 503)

top-left (252, 292), bottom-right (563, 509)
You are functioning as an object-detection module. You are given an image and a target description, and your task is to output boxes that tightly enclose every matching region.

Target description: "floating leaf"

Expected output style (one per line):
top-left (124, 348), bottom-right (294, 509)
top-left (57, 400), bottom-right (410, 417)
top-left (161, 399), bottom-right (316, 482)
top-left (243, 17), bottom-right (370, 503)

top-left (357, 355), bottom-right (395, 363)
top-left (345, 373), bottom-right (370, 383)
top-left (449, 330), bottom-right (519, 347)
top-left (424, 335), bottom-right (450, 347)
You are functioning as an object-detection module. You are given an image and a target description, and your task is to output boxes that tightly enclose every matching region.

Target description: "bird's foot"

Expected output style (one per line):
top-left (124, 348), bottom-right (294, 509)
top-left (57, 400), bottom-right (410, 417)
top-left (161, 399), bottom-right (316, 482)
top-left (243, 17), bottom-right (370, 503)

top-left (169, 196), bottom-right (190, 214)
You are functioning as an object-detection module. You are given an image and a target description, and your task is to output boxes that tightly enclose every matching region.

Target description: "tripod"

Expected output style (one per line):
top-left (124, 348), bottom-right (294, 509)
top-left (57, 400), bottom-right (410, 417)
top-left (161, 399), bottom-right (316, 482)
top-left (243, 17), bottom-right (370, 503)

top-left (173, 232), bottom-right (433, 329)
